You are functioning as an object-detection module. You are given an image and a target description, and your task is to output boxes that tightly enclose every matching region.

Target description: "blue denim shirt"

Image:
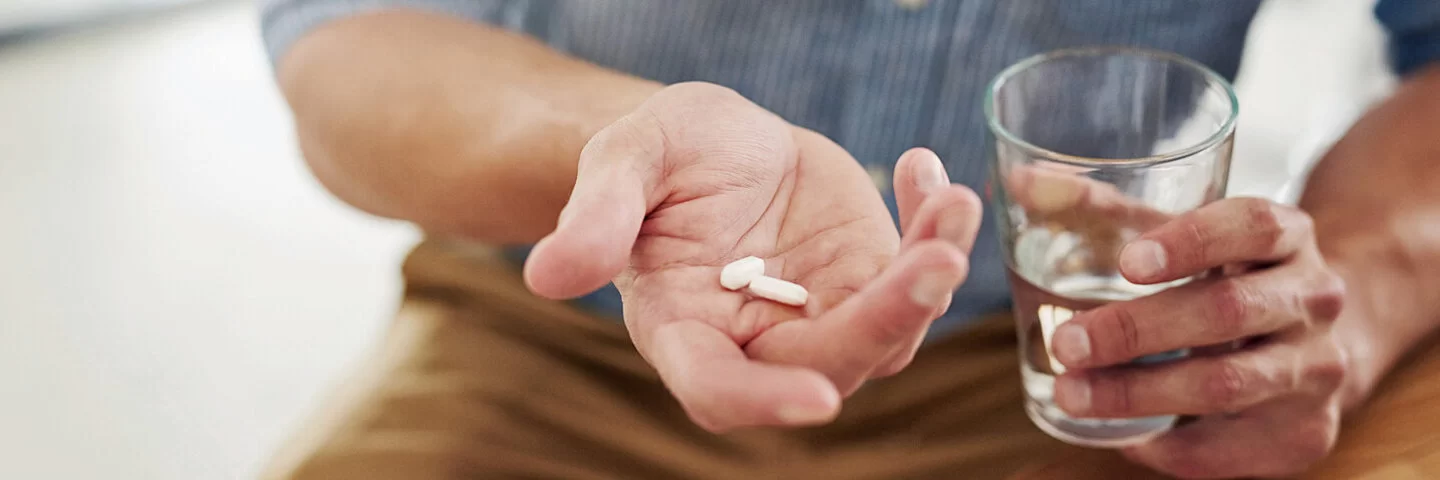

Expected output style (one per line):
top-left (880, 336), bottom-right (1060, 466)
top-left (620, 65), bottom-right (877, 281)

top-left (263, 0), bottom-right (1440, 336)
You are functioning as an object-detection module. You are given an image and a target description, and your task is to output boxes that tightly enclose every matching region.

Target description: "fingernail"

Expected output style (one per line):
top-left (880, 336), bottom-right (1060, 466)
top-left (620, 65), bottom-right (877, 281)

top-left (1120, 240), bottom-right (1167, 280)
top-left (777, 404), bottom-right (835, 425)
top-left (1051, 323), bottom-right (1092, 366)
top-left (1055, 376), bottom-right (1092, 413)
top-left (910, 271), bottom-right (959, 307)
top-left (936, 210), bottom-right (968, 248)
top-left (913, 154), bottom-right (949, 193)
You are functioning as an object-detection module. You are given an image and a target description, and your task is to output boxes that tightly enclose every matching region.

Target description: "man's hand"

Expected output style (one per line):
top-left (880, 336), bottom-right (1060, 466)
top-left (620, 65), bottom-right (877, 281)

top-left (524, 82), bottom-right (984, 431)
top-left (1049, 197), bottom-right (1350, 479)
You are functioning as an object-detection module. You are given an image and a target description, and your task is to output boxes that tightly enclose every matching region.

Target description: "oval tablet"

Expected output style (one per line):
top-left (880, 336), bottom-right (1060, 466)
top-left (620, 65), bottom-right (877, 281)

top-left (747, 276), bottom-right (808, 307)
top-left (720, 256), bottom-right (766, 290)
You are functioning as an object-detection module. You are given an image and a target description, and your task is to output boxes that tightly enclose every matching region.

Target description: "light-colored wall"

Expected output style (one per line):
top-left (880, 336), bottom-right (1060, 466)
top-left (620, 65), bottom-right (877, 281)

top-left (0, 0), bottom-right (203, 32)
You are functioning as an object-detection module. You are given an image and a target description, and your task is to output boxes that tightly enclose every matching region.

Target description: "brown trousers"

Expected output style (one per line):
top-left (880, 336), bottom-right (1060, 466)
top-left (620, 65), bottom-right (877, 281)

top-left (262, 240), bottom-right (1440, 479)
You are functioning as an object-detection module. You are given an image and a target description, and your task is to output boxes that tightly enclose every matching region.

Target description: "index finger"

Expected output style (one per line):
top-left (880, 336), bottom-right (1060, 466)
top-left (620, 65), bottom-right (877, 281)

top-left (1119, 197), bottom-right (1315, 284)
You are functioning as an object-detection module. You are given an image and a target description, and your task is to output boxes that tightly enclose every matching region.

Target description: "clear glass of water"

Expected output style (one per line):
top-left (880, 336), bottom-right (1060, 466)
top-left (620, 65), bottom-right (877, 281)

top-left (985, 47), bottom-right (1238, 448)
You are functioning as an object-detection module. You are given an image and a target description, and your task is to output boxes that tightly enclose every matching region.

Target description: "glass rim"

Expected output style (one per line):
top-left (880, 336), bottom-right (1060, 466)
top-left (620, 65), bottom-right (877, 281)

top-left (983, 46), bottom-right (1240, 168)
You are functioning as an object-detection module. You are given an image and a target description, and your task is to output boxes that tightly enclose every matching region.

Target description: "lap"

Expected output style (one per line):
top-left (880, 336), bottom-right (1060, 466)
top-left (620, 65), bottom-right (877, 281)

top-left (262, 240), bottom-right (1440, 479)
top-left (262, 240), bottom-right (1077, 479)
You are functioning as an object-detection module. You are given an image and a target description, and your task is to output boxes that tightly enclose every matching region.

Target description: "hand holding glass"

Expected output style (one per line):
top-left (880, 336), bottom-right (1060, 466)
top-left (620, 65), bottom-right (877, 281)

top-left (986, 47), bottom-right (1238, 447)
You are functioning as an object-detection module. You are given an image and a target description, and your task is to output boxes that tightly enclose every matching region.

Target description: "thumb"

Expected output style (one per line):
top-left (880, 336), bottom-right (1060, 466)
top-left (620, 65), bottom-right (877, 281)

top-left (524, 116), bottom-right (664, 299)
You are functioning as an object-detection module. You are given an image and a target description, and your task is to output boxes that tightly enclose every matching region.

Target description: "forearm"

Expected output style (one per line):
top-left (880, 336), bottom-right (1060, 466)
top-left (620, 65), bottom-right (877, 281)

top-left (1299, 65), bottom-right (1440, 408)
top-left (277, 9), bottom-right (661, 243)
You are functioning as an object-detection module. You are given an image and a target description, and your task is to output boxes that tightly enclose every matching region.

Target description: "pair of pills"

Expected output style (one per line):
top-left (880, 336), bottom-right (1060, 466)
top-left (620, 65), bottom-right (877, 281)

top-left (719, 256), bottom-right (809, 307)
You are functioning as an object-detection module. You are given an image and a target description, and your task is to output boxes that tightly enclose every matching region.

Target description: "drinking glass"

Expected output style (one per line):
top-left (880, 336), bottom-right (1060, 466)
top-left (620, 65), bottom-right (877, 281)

top-left (985, 47), bottom-right (1238, 447)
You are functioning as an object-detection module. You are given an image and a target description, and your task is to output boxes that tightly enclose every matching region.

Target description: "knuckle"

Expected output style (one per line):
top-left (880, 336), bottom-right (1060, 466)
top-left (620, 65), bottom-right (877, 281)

top-left (1090, 374), bottom-right (1136, 416)
top-left (1100, 307), bottom-right (1145, 360)
top-left (1241, 198), bottom-right (1287, 248)
top-left (1305, 344), bottom-right (1350, 393)
top-left (1206, 280), bottom-right (1254, 338)
top-left (1291, 418), bottom-right (1341, 466)
top-left (1305, 271), bottom-right (1347, 323)
top-left (1203, 359), bottom-right (1249, 409)
top-left (1296, 211), bottom-right (1319, 237)
top-left (1292, 209), bottom-right (1316, 236)
top-left (1175, 221), bottom-right (1211, 268)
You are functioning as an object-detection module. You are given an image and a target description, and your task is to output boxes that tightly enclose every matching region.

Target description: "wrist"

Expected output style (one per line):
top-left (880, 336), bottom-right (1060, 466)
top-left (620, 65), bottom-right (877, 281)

top-left (400, 71), bottom-right (663, 243)
top-left (1325, 241), bottom-right (1440, 410)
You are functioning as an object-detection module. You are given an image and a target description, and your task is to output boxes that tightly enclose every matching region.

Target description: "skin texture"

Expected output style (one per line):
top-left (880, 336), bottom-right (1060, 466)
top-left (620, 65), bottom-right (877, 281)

top-left (524, 84), bottom-right (983, 429)
top-left (1029, 65), bottom-right (1440, 479)
top-left (277, 9), bottom-right (1440, 478)
top-left (278, 10), bottom-right (659, 242)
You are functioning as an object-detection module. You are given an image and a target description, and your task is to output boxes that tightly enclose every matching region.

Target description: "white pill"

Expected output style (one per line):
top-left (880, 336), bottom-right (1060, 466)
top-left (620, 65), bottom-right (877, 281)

top-left (747, 276), bottom-right (809, 307)
top-left (719, 256), bottom-right (766, 290)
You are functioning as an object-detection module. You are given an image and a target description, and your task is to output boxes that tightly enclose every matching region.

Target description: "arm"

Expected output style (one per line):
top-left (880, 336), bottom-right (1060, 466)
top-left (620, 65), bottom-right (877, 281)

top-left (276, 9), bottom-right (661, 243)
top-left (273, 7), bottom-right (984, 432)
top-left (1300, 64), bottom-right (1440, 408)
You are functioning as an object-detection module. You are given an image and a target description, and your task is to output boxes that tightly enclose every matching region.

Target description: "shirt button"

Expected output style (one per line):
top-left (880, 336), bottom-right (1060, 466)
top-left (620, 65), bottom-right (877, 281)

top-left (894, 0), bottom-right (928, 10)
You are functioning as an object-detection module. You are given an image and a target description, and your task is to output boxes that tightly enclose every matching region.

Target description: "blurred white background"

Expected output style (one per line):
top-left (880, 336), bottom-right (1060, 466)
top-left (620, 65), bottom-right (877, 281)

top-left (0, 2), bottom-right (419, 479)
top-left (0, 0), bottom-right (205, 32)
top-left (0, 0), bottom-right (1395, 479)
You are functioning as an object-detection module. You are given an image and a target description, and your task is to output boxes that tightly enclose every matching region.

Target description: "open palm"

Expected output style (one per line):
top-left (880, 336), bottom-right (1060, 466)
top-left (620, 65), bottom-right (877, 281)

top-left (525, 83), bottom-right (982, 431)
